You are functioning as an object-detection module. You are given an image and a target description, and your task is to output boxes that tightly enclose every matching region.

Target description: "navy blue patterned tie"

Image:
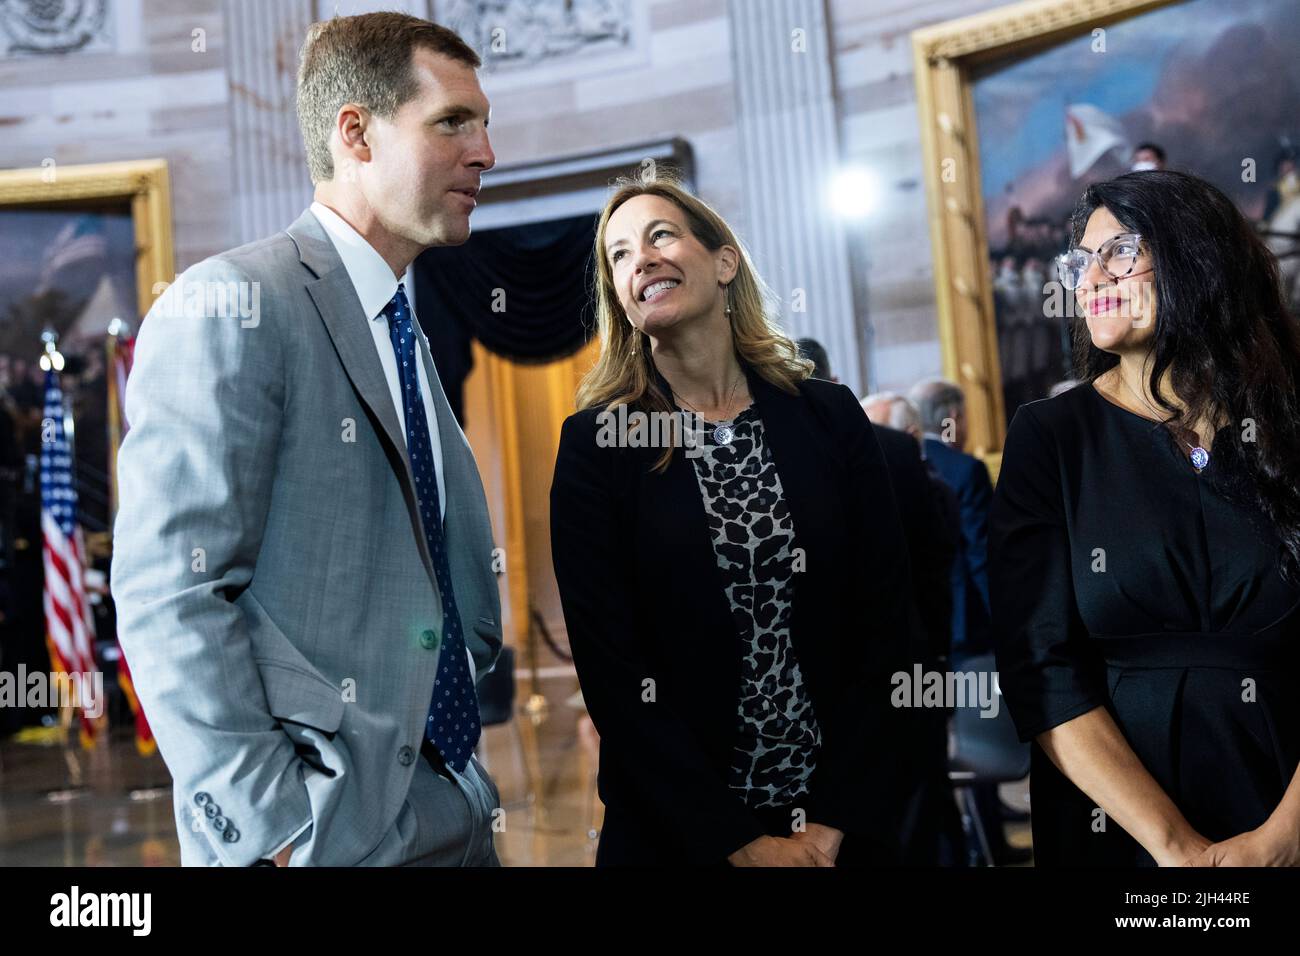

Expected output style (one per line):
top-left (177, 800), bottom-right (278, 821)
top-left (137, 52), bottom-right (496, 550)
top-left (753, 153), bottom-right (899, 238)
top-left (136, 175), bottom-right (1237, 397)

top-left (382, 284), bottom-right (480, 773)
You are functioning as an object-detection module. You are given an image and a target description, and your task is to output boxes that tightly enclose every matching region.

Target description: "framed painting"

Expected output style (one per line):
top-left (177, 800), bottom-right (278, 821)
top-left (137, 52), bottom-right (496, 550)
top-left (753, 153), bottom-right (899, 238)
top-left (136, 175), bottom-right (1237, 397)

top-left (913, 0), bottom-right (1299, 476)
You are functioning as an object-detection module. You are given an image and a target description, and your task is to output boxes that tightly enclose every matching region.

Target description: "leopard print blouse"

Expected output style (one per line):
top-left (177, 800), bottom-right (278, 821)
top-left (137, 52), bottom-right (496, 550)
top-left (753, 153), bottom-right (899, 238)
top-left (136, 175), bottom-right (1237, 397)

top-left (688, 404), bottom-right (822, 809)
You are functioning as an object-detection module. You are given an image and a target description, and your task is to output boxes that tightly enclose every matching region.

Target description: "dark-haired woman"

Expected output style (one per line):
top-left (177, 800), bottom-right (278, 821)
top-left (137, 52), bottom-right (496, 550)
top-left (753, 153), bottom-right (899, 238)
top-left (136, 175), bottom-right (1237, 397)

top-left (550, 175), bottom-right (913, 866)
top-left (992, 169), bottom-right (1300, 866)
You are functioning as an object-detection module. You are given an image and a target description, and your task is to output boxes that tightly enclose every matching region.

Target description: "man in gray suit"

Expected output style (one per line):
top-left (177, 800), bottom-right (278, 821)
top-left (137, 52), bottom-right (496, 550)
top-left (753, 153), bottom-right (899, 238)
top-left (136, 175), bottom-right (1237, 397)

top-left (111, 12), bottom-right (503, 866)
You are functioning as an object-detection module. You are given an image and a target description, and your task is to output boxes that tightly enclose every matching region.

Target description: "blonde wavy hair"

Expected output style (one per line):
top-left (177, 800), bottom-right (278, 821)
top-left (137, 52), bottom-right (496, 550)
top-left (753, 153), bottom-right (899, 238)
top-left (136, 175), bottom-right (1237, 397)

top-left (577, 173), bottom-right (811, 471)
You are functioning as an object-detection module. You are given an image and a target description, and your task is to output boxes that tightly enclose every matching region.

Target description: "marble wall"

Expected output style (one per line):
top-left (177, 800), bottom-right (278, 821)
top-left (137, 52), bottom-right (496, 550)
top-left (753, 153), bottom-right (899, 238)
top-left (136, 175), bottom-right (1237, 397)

top-left (0, 0), bottom-right (232, 270)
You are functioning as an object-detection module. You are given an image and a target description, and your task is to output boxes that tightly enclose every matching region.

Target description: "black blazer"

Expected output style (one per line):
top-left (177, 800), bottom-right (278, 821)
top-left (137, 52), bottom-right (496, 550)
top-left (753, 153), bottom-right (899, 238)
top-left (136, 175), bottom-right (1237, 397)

top-left (550, 364), bottom-right (914, 865)
top-left (872, 424), bottom-right (957, 665)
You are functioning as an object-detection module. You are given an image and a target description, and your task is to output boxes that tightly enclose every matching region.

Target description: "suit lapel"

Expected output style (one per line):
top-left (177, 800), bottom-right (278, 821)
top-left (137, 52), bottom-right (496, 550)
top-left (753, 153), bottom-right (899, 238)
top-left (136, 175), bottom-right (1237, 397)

top-left (286, 209), bottom-right (499, 640)
top-left (641, 364), bottom-right (808, 686)
top-left (740, 368), bottom-right (837, 663)
top-left (745, 367), bottom-right (830, 515)
top-left (286, 209), bottom-right (440, 590)
top-left (413, 303), bottom-right (504, 649)
top-left (640, 417), bottom-right (741, 694)
top-left (287, 211), bottom-right (408, 457)
top-left (646, 362), bottom-right (832, 535)
top-left (416, 323), bottom-right (479, 547)
top-left (416, 330), bottom-right (469, 490)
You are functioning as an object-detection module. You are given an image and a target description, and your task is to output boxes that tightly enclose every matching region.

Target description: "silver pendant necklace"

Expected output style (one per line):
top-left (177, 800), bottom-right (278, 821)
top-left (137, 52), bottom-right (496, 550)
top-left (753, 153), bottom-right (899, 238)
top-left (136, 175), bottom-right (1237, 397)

top-left (1118, 375), bottom-right (1210, 473)
top-left (673, 373), bottom-right (743, 446)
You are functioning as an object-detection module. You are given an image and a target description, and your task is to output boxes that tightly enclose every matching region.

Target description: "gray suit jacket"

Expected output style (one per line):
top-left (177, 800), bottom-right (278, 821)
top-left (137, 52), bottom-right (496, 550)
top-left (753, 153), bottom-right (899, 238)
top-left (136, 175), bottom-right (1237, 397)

top-left (111, 209), bottom-right (503, 866)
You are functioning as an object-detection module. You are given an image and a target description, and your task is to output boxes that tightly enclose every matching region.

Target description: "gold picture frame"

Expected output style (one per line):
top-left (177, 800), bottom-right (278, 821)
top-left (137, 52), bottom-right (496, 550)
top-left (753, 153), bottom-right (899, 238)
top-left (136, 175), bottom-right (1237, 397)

top-left (0, 158), bottom-right (175, 317)
top-left (912, 0), bottom-right (1179, 478)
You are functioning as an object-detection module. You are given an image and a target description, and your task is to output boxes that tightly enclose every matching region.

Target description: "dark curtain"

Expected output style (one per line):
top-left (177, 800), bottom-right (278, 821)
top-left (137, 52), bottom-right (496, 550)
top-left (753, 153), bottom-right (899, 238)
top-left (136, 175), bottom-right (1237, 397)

top-left (413, 214), bottom-right (598, 427)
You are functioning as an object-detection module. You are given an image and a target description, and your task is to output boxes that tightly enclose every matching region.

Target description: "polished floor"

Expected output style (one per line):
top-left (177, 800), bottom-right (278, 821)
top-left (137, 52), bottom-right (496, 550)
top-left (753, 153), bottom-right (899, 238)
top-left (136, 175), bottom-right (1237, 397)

top-left (0, 673), bottom-right (601, 867)
top-left (0, 671), bottom-right (1029, 866)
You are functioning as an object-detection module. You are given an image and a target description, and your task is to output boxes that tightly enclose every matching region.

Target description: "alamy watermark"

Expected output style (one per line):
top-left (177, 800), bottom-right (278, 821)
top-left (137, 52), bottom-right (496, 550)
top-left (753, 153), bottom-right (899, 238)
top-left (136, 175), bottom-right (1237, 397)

top-left (50, 886), bottom-right (150, 935)
top-left (595, 405), bottom-right (710, 457)
top-left (0, 666), bottom-right (104, 718)
top-left (891, 663), bottom-right (1001, 718)
top-left (151, 275), bottom-right (261, 328)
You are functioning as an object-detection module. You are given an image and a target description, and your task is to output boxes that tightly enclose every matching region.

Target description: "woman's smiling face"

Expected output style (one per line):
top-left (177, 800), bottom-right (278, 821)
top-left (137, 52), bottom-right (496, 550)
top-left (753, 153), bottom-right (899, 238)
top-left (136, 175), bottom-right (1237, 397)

top-left (1076, 206), bottom-right (1157, 354)
top-left (603, 193), bottom-right (735, 337)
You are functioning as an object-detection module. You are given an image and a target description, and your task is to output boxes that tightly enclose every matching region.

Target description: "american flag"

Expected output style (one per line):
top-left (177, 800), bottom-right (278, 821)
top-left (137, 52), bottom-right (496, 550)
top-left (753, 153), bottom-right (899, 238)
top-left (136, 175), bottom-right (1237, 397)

top-left (40, 366), bottom-right (100, 746)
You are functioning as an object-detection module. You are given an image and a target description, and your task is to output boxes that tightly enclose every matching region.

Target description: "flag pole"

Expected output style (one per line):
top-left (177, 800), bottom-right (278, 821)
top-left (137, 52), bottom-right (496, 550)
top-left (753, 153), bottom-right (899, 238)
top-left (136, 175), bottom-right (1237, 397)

top-left (104, 319), bottom-right (155, 756)
top-left (105, 317), bottom-right (132, 523)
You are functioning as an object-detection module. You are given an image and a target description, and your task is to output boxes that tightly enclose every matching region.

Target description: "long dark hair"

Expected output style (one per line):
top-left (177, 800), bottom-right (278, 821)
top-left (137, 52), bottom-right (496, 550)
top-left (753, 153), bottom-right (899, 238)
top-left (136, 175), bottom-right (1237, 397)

top-left (1069, 170), bottom-right (1300, 578)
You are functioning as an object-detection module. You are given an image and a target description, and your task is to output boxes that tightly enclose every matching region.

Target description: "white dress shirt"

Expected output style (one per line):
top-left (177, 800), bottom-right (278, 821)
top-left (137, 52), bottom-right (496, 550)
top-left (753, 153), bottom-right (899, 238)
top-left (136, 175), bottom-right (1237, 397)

top-left (309, 201), bottom-right (446, 516)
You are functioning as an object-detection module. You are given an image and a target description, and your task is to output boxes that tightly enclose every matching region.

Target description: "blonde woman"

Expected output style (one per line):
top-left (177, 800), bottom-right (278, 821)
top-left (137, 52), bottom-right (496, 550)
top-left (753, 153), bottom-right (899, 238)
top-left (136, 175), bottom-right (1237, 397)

top-left (549, 175), bottom-right (913, 866)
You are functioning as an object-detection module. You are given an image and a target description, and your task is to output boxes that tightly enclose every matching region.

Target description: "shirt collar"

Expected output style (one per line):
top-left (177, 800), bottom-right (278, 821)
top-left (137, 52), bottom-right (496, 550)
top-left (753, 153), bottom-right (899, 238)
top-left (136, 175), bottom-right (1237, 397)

top-left (309, 201), bottom-right (402, 322)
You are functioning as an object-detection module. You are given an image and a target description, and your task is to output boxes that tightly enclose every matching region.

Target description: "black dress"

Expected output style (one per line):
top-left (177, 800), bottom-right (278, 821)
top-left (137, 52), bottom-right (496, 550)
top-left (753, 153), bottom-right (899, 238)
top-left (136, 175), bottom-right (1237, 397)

top-left (991, 381), bottom-right (1300, 866)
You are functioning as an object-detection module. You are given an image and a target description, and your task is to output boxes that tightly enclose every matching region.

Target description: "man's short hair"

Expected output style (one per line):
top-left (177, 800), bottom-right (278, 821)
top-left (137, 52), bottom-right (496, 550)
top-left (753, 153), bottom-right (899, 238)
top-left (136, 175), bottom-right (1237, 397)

top-left (861, 392), bottom-right (922, 433)
top-left (908, 377), bottom-right (965, 434)
top-left (1132, 142), bottom-right (1166, 164)
top-left (296, 12), bottom-right (481, 184)
top-left (796, 337), bottom-right (832, 380)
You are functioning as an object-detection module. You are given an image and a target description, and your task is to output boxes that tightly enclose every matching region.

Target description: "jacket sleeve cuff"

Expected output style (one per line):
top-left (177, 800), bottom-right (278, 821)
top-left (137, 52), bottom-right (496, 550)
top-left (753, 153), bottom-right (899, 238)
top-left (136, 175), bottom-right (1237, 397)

top-left (261, 819), bottom-right (313, 864)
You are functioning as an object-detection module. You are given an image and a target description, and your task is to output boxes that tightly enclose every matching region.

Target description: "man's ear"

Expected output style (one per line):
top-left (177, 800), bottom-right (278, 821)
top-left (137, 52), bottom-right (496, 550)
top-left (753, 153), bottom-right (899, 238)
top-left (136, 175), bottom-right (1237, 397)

top-left (716, 244), bottom-right (739, 285)
top-left (335, 103), bottom-right (372, 164)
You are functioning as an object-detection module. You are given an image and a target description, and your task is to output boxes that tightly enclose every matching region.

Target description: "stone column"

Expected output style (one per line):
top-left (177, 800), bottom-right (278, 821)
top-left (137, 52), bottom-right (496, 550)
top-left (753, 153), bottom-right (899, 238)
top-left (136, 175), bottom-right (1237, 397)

top-left (728, 0), bottom-right (861, 391)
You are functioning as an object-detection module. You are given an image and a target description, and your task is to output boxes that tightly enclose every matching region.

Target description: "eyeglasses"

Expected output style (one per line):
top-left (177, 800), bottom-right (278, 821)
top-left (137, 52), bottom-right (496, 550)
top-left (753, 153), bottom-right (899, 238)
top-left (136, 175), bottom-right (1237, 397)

top-left (1055, 233), bottom-right (1146, 290)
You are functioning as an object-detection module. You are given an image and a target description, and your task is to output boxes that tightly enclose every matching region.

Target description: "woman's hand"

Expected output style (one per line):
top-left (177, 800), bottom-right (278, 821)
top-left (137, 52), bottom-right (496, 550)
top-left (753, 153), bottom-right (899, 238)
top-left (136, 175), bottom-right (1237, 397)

top-left (790, 823), bottom-right (844, 863)
top-left (1185, 819), bottom-right (1300, 867)
top-left (727, 835), bottom-right (834, 867)
top-left (1152, 830), bottom-right (1211, 867)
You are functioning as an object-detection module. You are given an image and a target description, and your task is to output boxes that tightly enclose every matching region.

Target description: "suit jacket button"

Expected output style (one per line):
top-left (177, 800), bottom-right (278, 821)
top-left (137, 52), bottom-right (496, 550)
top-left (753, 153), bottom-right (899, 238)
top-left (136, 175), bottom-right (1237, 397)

top-left (205, 803), bottom-right (219, 819)
top-left (223, 827), bottom-right (240, 843)
top-left (420, 629), bottom-right (439, 650)
top-left (213, 815), bottom-right (228, 832)
top-left (398, 745), bottom-right (415, 766)
top-left (194, 792), bottom-right (211, 807)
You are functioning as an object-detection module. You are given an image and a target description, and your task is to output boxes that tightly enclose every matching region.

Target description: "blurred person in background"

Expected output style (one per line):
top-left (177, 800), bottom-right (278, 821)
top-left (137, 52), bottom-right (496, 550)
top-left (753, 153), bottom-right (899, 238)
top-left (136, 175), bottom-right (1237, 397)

top-left (860, 387), bottom-right (967, 864)
top-left (1130, 142), bottom-right (1167, 172)
top-left (908, 378), bottom-right (992, 661)
top-left (908, 377), bottom-right (1029, 864)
